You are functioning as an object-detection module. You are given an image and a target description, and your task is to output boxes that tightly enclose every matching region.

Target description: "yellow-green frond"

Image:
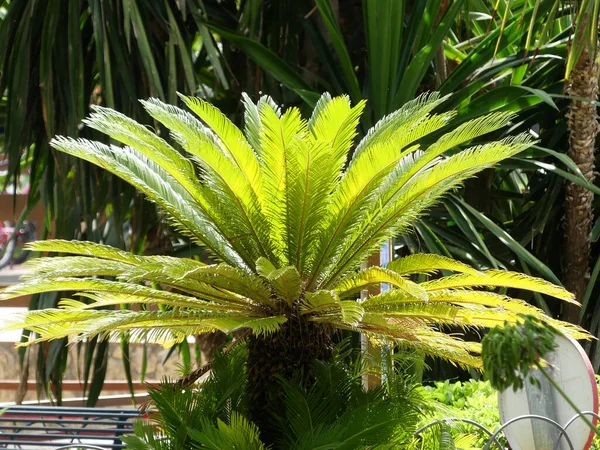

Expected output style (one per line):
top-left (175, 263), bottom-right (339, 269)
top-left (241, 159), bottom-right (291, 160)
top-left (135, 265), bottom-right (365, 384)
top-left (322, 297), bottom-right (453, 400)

top-left (421, 270), bottom-right (576, 303)
top-left (22, 257), bottom-right (136, 280)
top-left (323, 135), bottom-right (534, 287)
top-left (242, 92), bottom-right (281, 154)
top-left (326, 315), bottom-right (482, 369)
top-left (307, 142), bottom-right (418, 287)
top-left (352, 92), bottom-right (449, 159)
top-left (179, 94), bottom-right (262, 194)
top-left (0, 277), bottom-right (228, 309)
top-left (59, 292), bottom-right (250, 313)
top-left (371, 302), bottom-right (518, 328)
top-left (50, 136), bottom-right (244, 267)
top-left (9, 309), bottom-right (286, 347)
top-left (386, 253), bottom-right (483, 276)
top-left (309, 95), bottom-right (365, 168)
top-left (142, 261), bottom-right (273, 306)
top-left (333, 267), bottom-right (428, 301)
top-left (141, 97), bottom-right (272, 266)
top-left (258, 104), bottom-right (308, 264)
top-left (26, 240), bottom-right (145, 264)
top-left (84, 105), bottom-right (196, 179)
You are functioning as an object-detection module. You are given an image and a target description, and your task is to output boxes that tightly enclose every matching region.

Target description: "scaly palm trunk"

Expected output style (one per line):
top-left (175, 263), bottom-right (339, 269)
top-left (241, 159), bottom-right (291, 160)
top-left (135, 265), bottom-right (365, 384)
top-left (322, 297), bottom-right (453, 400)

top-left (563, 45), bottom-right (599, 323)
top-left (246, 309), bottom-right (332, 444)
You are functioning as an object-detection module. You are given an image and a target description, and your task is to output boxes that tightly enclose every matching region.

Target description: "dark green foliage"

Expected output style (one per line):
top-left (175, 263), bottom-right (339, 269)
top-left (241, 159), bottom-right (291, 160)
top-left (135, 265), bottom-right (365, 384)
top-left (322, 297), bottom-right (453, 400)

top-left (123, 342), bottom-right (433, 449)
top-left (0, 0), bottom-right (219, 402)
top-left (123, 345), bottom-right (250, 449)
top-left (421, 379), bottom-right (507, 449)
top-left (482, 315), bottom-right (558, 392)
top-left (246, 316), bottom-right (333, 441)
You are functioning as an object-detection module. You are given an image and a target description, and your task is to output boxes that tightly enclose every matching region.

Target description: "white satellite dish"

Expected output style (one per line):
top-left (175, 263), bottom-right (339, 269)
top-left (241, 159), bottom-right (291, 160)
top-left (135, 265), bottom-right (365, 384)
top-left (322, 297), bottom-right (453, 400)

top-left (498, 334), bottom-right (598, 450)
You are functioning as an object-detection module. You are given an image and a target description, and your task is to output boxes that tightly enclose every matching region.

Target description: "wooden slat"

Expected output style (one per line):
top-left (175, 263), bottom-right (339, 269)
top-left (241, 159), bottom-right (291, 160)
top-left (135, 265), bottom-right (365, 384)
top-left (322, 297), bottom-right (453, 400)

top-left (1, 392), bottom-right (151, 408)
top-left (0, 380), bottom-right (158, 391)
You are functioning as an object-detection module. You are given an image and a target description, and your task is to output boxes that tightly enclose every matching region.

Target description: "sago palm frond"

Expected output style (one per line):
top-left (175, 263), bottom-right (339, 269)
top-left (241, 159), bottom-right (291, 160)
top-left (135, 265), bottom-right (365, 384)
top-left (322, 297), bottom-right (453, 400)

top-left (0, 93), bottom-right (587, 368)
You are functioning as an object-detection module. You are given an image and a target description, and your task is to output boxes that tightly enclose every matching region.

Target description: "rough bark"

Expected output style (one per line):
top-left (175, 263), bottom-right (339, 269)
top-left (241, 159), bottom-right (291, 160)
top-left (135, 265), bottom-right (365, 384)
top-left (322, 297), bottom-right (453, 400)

top-left (563, 45), bottom-right (599, 323)
top-left (246, 312), bottom-right (332, 444)
top-left (195, 331), bottom-right (227, 368)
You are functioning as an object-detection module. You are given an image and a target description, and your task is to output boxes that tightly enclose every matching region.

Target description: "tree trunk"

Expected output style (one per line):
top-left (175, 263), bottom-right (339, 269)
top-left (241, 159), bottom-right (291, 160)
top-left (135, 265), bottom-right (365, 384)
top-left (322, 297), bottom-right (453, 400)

top-left (563, 45), bottom-right (599, 323)
top-left (195, 331), bottom-right (227, 368)
top-left (246, 312), bottom-right (332, 444)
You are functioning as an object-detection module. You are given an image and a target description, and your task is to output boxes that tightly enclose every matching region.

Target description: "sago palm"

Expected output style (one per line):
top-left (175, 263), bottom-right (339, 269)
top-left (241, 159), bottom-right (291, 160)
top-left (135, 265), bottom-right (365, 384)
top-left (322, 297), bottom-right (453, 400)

top-left (0, 92), bottom-right (585, 426)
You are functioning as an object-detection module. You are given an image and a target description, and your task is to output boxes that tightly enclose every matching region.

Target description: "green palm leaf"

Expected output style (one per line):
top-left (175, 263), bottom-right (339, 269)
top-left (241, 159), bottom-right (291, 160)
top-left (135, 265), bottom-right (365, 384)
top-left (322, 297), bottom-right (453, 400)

top-left (421, 270), bottom-right (577, 303)
top-left (386, 253), bottom-right (483, 276)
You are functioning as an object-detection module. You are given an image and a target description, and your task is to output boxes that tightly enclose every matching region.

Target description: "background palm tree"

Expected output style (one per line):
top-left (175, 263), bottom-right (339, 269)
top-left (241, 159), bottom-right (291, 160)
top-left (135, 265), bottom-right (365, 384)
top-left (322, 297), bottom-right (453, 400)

top-left (562, 1), bottom-right (599, 322)
top-left (0, 0), bottom-right (230, 402)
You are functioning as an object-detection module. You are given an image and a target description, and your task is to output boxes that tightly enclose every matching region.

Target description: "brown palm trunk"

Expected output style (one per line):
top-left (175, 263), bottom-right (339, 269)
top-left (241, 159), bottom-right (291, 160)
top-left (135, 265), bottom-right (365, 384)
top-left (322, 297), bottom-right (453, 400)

top-left (563, 45), bottom-right (599, 323)
top-left (246, 311), bottom-right (332, 445)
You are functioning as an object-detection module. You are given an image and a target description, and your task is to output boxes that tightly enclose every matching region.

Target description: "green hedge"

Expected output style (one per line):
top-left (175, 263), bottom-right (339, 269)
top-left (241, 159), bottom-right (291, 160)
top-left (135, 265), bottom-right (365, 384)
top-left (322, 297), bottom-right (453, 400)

top-left (422, 378), bottom-right (600, 449)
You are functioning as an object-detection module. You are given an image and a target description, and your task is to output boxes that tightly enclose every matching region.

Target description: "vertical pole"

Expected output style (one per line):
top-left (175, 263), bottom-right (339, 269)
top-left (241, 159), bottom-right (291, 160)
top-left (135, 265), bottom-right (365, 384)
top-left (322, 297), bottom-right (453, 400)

top-left (360, 240), bottom-right (393, 389)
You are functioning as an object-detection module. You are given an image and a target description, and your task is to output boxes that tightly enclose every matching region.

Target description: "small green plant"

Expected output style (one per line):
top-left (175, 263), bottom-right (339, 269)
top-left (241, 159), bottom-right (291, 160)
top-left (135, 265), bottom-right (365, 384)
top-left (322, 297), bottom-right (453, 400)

top-left (423, 378), bottom-right (600, 450)
top-left (420, 379), bottom-right (506, 449)
top-left (124, 342), bottom-right (434, 449)
top-left (482, 314), bottom-right (558, 391)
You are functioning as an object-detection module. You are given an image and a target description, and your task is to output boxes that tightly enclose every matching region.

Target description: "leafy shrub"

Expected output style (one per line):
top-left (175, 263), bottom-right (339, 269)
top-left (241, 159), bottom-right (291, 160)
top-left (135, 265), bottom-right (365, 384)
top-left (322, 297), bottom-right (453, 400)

top-left (422, 378), bottom-right (600, 450)
top-left (421, 379), bottom-right (506, 449)
top-left (124, 343), bottom-right (435, 449)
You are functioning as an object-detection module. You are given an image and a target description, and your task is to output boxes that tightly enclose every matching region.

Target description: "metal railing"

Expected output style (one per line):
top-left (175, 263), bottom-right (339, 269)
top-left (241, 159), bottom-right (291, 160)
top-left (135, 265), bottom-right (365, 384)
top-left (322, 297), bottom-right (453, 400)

top-left (415, 412), bottom-right (600, 449)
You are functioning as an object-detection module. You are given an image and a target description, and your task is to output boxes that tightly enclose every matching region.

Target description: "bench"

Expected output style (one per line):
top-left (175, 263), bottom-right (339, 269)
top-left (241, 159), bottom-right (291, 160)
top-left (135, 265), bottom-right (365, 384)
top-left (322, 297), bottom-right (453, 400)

top-left (0, 405), bottom-right (141, 449)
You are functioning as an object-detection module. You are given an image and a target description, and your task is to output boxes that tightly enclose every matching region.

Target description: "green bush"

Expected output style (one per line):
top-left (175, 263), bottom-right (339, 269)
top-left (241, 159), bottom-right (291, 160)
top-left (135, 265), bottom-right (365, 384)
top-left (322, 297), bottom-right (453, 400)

top-left (422, 378), bottom-right (600, 450)
top-left (124, 343), bottom-right (435, 449)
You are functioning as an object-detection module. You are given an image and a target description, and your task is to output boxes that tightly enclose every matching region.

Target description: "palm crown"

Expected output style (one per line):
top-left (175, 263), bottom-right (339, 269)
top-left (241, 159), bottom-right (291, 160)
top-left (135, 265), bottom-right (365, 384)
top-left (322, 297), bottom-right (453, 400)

top-left (0, 92), bottom-right (585, 367)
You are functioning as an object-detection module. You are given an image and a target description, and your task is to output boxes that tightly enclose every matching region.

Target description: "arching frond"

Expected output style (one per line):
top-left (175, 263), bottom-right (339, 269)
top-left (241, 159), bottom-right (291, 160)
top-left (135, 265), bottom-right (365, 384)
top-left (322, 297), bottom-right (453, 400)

top-left (307, 142), bottom-right (419, 287)
top-left (309, 95), bottom-right (365, 170)
top-left (179, 94), bottom-right (262, 196)
top-left (50, 136), bottom-right (243, 267)
top-left (22, 257), bottom-right (138, 279)
top-left (323, 135), bottom-right (534, 286)
top-left (406, 111), bottom-right (517, 178)
top-left (258, 104), bottom-right (307, 264)
top-left (0, 277), bottom-right (226, 308)
top-left (7, 309), bottom-right (286, 347)
top-left (25, 255), bottom-right (259, 309)
top-left (360, 288), bottom-right (588, 340)
top-left (26, 239), bottom-right (146, 263)
top-left (333, 267), bottom-right (427, 301)
top-left (421, 270), bottom-right (577, 303)
top-left (326, 317), bottom-right (482, 369)
top-left (285, 138), bottom-right (334, 273)
top-left (141, 97), bottom-right (272, 265)
top-left (364, 289), bottom-right (537, 314)
top-left (307, 92), bottom-right (333, 130)
top-left (386, 253), bottom-right (483, 276)
top-left (352, 92), bottom-right (449, 159)
top-left (146, 261), bottom-right (273, 306)
top-left (59, 291), bottom-right (249, 313)
top-left (373, 302), bottom-right (516, 328)
top-left (84, 105), bottom-right (195, 178)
